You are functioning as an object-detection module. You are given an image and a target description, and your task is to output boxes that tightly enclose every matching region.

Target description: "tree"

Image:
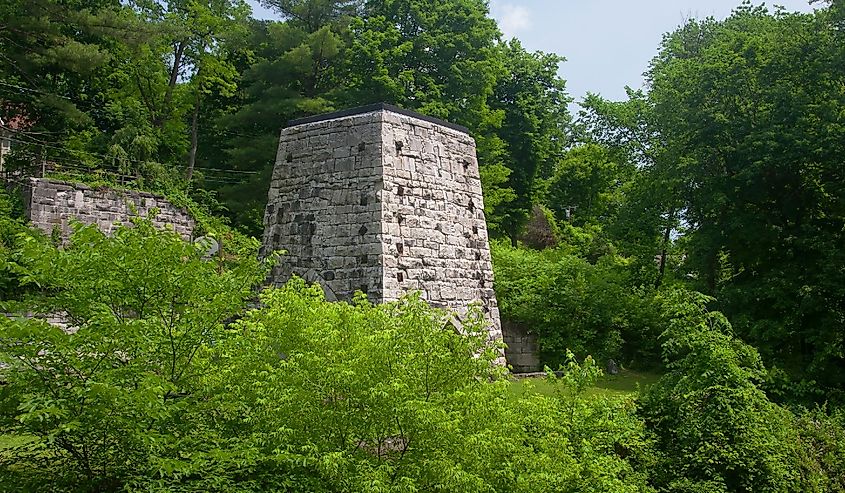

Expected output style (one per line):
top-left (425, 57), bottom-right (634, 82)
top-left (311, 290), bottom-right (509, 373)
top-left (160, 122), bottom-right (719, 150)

top-left (490, 40), bottom-right (569, 244)
top-left (641, 290), bottom-right (812, 492)
top-left (545, 143), bottom-right (629, 227)
top-left (0, 0), bottom-right (128, 174)
top-left (206, 17), bottom-right (349, 234)
top-left (261, 0), bottom-right (363, 32)
top-left (645, 4), bottom-right (845, 393)
top-left (578, 90), bottom-right (682, 288)
top-left (0, 219), bottom-right (264, 490)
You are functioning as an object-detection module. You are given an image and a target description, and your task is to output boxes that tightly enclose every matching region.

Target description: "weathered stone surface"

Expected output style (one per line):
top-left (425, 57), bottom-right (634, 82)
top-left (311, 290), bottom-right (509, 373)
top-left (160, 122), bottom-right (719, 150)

top-left (501, 320), bottom-right (541, 373)
top-left (261, 104), bottom-right (503, 357)
top-left (24, 178), bottom-right (195, 241)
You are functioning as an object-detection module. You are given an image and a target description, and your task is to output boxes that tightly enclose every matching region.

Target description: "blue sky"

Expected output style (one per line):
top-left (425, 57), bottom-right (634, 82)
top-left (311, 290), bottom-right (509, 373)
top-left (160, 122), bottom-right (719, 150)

top-left (246, 0), bottom-right (817, 107)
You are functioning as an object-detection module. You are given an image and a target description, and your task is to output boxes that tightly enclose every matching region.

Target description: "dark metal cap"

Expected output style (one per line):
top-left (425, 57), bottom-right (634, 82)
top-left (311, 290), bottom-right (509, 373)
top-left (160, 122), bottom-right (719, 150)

top-left (286, 103), bottom-right (470, 134)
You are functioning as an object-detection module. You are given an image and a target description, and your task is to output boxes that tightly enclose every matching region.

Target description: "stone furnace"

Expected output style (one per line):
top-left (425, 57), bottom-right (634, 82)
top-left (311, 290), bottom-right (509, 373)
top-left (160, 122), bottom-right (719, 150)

top-left (261, 103), bottom-right (501, 343)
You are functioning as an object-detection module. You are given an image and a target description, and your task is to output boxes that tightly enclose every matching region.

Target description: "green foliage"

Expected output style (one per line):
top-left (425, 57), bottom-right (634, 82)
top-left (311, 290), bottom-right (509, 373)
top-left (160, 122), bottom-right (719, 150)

top-left (0, 187), bottom-right (29, 300)
top-left (644, 5), bottom-right (845, 394)
top-left (491, 241), bottom-right (663, 367)
top-left (640, 290), bottom-right (815, 492)
top-left (183, 283), bottom-right (654, 492)
top-left (793, 407), bottom-right (845, 491)
top-left (576, 3), bottom-right (845, 397)
top-left (0, 219), bottom-right (266, 491)
top-left (545, 143), bottom-right (629, 228)
top-left (0, 226), bottom-right (655, 491)
top-left (488, 40), bottom-right (570, 241)
top-left (262, 0), bottom-right (362, 32)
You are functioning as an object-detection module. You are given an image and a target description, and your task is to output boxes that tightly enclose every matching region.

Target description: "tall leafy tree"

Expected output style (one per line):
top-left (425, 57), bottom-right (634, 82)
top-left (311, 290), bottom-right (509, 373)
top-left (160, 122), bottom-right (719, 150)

top-left (491, 40), bottom-right (569, 243)
top-left (261, 0), bottom-right (363, 32)
top-left (579, 90), bottom-right (683, 287)
top-left (128, 0), bottom-right (250, 180)
top-left (645, 4), bottom-right (845, 391)
top-left (0, 0), bottom-right (122, 171)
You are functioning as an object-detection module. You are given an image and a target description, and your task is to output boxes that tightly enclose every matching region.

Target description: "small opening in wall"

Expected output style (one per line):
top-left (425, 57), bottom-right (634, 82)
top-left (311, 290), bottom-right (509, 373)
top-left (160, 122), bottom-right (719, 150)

top-left (463, 159), bottom-right (470, 170)
top-left (358, 225), bottom-right (368, 235)
top-left (286, 153), bottom-right (293, 163)
top-left (396, 242), bottom-right (404, 255)
top-left (360, 194), bottom-right (368, 206)
top-left (397, 185), bottom-right (404, 196)
top-left (468, 199), bottom-right (475, 213)
top-left (397, 272), bottom-right (404, 282)
top-left (395, 141), bottom-right (403, 155)
top-left (360, 284), bottom-right (368, 294)
top-left (358, 142), bottom-right (366, 152)
top-left (397, 213), bottom-right (404, 224)
top-left (475, 251), bottom-right (481, 261)
top-left (480, 279), bottom-right (485, 288)
top-left (472, 225), bottom-right (478, 235)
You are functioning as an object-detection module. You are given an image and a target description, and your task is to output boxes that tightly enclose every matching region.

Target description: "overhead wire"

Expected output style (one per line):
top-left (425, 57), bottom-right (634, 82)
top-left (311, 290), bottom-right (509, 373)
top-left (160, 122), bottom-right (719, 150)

top-left (2, 131), bottom-right (264, 177)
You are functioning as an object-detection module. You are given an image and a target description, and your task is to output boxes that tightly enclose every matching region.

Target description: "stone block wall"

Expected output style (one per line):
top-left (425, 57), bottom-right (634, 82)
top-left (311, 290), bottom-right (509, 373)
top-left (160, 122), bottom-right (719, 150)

top-left (261, 104), bottom-right (502, 345)
top-left (378, 111), bottom-right (500, 336)
top-left (501, 321), bottom-right (541, 373)
top-left (261, 111), bottom-right (385, 301)
top-left (24, 178), bottom-right (195, 241)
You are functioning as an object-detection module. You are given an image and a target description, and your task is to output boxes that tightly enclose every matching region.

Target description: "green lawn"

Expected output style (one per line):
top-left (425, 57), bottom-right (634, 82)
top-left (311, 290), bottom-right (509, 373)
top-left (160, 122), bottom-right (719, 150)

top-left (508, 368), bottom-right (662, 399)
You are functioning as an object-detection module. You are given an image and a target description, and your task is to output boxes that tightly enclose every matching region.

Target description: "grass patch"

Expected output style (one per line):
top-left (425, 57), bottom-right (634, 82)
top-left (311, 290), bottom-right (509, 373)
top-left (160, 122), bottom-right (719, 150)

top-left (508, 368), bottom-right (661, 400)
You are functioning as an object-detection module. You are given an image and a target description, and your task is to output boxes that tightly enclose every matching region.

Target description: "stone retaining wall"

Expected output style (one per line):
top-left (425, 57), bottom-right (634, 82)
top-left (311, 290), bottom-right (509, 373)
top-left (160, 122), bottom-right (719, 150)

top-left (24, 178), bottom-right (195, 241)
top-left (502, 321), bottom-right (541, 373)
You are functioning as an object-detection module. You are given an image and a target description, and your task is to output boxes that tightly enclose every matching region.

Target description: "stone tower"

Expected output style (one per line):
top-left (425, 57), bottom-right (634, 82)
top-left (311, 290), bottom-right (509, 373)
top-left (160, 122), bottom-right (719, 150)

top-left (261, 103), bottom-right (501, 343)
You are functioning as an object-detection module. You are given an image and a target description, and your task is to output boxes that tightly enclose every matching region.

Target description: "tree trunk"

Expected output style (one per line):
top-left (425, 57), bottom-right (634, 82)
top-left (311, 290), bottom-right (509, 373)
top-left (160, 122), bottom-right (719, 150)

top-left (186, 91), bottom-right (200, 182)
top-left (155, 40), bottom-right (186, 128)
top-left (655, 208), bottom-right (675, 288)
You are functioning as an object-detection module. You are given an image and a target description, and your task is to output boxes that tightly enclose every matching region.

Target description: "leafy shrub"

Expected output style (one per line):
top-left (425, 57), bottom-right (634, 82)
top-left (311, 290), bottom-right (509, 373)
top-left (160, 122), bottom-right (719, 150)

top-left (0, 229), bottom-right (656, 491)
top-left (793, 407), bottom-right (845, 491)
top-left (183, 281), bottom-right (655, 492)
top-left (0, 219), bottom-right (265, 491)
top-left (491, 242), bottom-right (663, 367)
top-left (640, 290), bottom-right (816, 492)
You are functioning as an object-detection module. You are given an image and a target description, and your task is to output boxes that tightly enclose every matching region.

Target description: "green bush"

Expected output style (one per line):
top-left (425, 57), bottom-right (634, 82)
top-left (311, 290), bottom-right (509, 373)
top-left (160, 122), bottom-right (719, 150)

top-left (175, 280), bottom-right (654, 492)
top-left (640, 290), bottom-right (822, 492)
top-left (491, 242), bottom-right (663, 367)
top-left (0, 223), bottom-right (655, 491)
top-left (0, 186), bottom-right (29, 300)
top-left (793, 407), bottom-right (845, 491)
top-left (0, 219), bottom-right (266, 491)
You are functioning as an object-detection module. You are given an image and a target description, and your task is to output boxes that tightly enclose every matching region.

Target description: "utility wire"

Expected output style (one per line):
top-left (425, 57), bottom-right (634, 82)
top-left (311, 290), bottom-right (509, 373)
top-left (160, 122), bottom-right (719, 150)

top-left (2, 131), bottom-right (263, 176)
top-left (0, 80), bottom-right (73, 100)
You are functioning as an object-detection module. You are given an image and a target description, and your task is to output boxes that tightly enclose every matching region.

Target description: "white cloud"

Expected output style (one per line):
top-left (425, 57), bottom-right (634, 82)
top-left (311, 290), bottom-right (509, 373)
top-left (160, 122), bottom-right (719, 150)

top-left (492, 2), bottom-right (532, 39)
